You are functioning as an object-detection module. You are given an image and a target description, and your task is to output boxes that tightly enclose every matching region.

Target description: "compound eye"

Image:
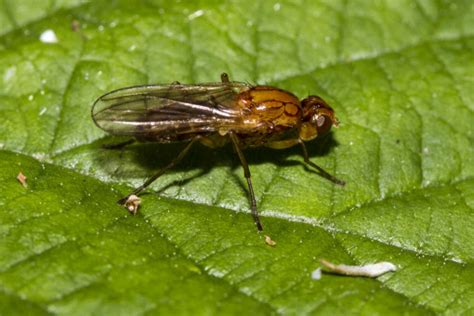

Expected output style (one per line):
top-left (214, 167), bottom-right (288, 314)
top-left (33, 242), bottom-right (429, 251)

top-left (315, 115), bottom-right (333, 134)
top-left (316, 115), bottom-right (326, 127)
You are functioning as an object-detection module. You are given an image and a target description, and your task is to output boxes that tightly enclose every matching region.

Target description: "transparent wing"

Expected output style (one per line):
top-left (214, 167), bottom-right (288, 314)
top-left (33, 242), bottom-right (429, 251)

top-left (92, 83), bottom-right (251, 137)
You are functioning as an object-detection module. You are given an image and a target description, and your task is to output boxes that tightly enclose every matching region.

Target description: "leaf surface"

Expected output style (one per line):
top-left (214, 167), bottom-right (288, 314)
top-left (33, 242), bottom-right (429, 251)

top-left (1, 0), bottom-right (473, 314)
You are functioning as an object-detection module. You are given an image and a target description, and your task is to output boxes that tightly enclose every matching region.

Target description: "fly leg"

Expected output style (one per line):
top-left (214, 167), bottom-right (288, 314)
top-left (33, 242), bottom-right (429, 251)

top-left (118, 136), bottom-right (200, 205)
top-left (299, 140), bottom-right (345, 186)
top-left (229, 132), bottom-right (263, 231)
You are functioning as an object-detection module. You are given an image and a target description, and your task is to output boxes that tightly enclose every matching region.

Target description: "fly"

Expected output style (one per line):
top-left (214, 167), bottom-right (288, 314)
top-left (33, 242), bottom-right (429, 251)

top-left (92, 73), bottom-right (345, 231)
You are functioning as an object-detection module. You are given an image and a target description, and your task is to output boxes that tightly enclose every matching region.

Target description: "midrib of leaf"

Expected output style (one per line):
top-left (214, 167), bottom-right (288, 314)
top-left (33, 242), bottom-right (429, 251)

top-left (6, 145), bottom-right (471, 262)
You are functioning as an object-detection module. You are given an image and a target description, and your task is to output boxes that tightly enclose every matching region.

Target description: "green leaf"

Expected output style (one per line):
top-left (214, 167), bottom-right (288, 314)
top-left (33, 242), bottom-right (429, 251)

top-left (1, 0), bottom-right (473, 314)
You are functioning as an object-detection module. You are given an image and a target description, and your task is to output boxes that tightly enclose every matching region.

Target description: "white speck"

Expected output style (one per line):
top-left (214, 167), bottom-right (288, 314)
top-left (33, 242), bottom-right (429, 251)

top-left (28, 94), bottom-right (34, 101)
top-left (97, 70), bottom-right (103, 76)
top-left (188, 9), bottom-right (205, 20)
top-left (109, 20), bottom-right (118, 28)
top-left (39, 107), bottom-right (47, 116)
top-left (40, 29), bottom-right (58, 44)
top-left (0, 143), bottom-right (4, 149)
top-left (273, 3), bottom-right (281, 11)
top-left (128, 44), bottom-right (136, 52)
top-left (311, 268), bottom-right (322, 280)
top-left (423, 147), bottom-right (430, 154)
top-left (98, 25), bottom-right (105, 32)
top-left (4, 66), bottom-right (15, 82)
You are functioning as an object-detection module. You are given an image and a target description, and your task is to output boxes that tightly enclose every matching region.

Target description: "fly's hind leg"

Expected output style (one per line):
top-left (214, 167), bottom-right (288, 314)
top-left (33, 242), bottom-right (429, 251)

top-left (229, 132), bottom-right (263, 231)
top-left (118, 136), bottom-right (200, 207)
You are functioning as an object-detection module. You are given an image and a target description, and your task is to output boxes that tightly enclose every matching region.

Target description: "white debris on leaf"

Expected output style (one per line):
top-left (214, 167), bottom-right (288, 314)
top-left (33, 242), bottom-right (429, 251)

top-left (40, 29), bottom-right (58, 43)
top-left (311, 268), bottom-right (322, 280)
top-left (319, 259), bottom-right (397, 278)
top-left (264, 235), bottom-right (276, 246)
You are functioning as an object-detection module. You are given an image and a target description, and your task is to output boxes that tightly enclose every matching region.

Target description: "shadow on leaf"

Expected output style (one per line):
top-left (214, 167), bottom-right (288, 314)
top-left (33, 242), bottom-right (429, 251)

top-left (92, 131), bottom-right (340, 194)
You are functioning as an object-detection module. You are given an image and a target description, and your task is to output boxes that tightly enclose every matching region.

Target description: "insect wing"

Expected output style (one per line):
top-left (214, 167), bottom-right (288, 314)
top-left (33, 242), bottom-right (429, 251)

top-left (92, 83), bottom-right (249, 136)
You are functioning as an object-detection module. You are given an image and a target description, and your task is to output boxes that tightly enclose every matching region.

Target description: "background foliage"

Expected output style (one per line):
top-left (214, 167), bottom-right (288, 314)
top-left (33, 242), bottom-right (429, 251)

top-left (0, 0), bottom-right (473, 314)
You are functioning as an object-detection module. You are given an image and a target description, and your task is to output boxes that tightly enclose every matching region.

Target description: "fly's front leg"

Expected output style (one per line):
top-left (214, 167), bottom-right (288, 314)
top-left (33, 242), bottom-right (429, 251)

top-left (229, 132), bottom-right (263, 231)
top-left (118, 136), bottom-right (200, 207)
top-left (299, 140), bottom-right (345, 186)
top-left (268, 138), bottom-right (345, 185)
